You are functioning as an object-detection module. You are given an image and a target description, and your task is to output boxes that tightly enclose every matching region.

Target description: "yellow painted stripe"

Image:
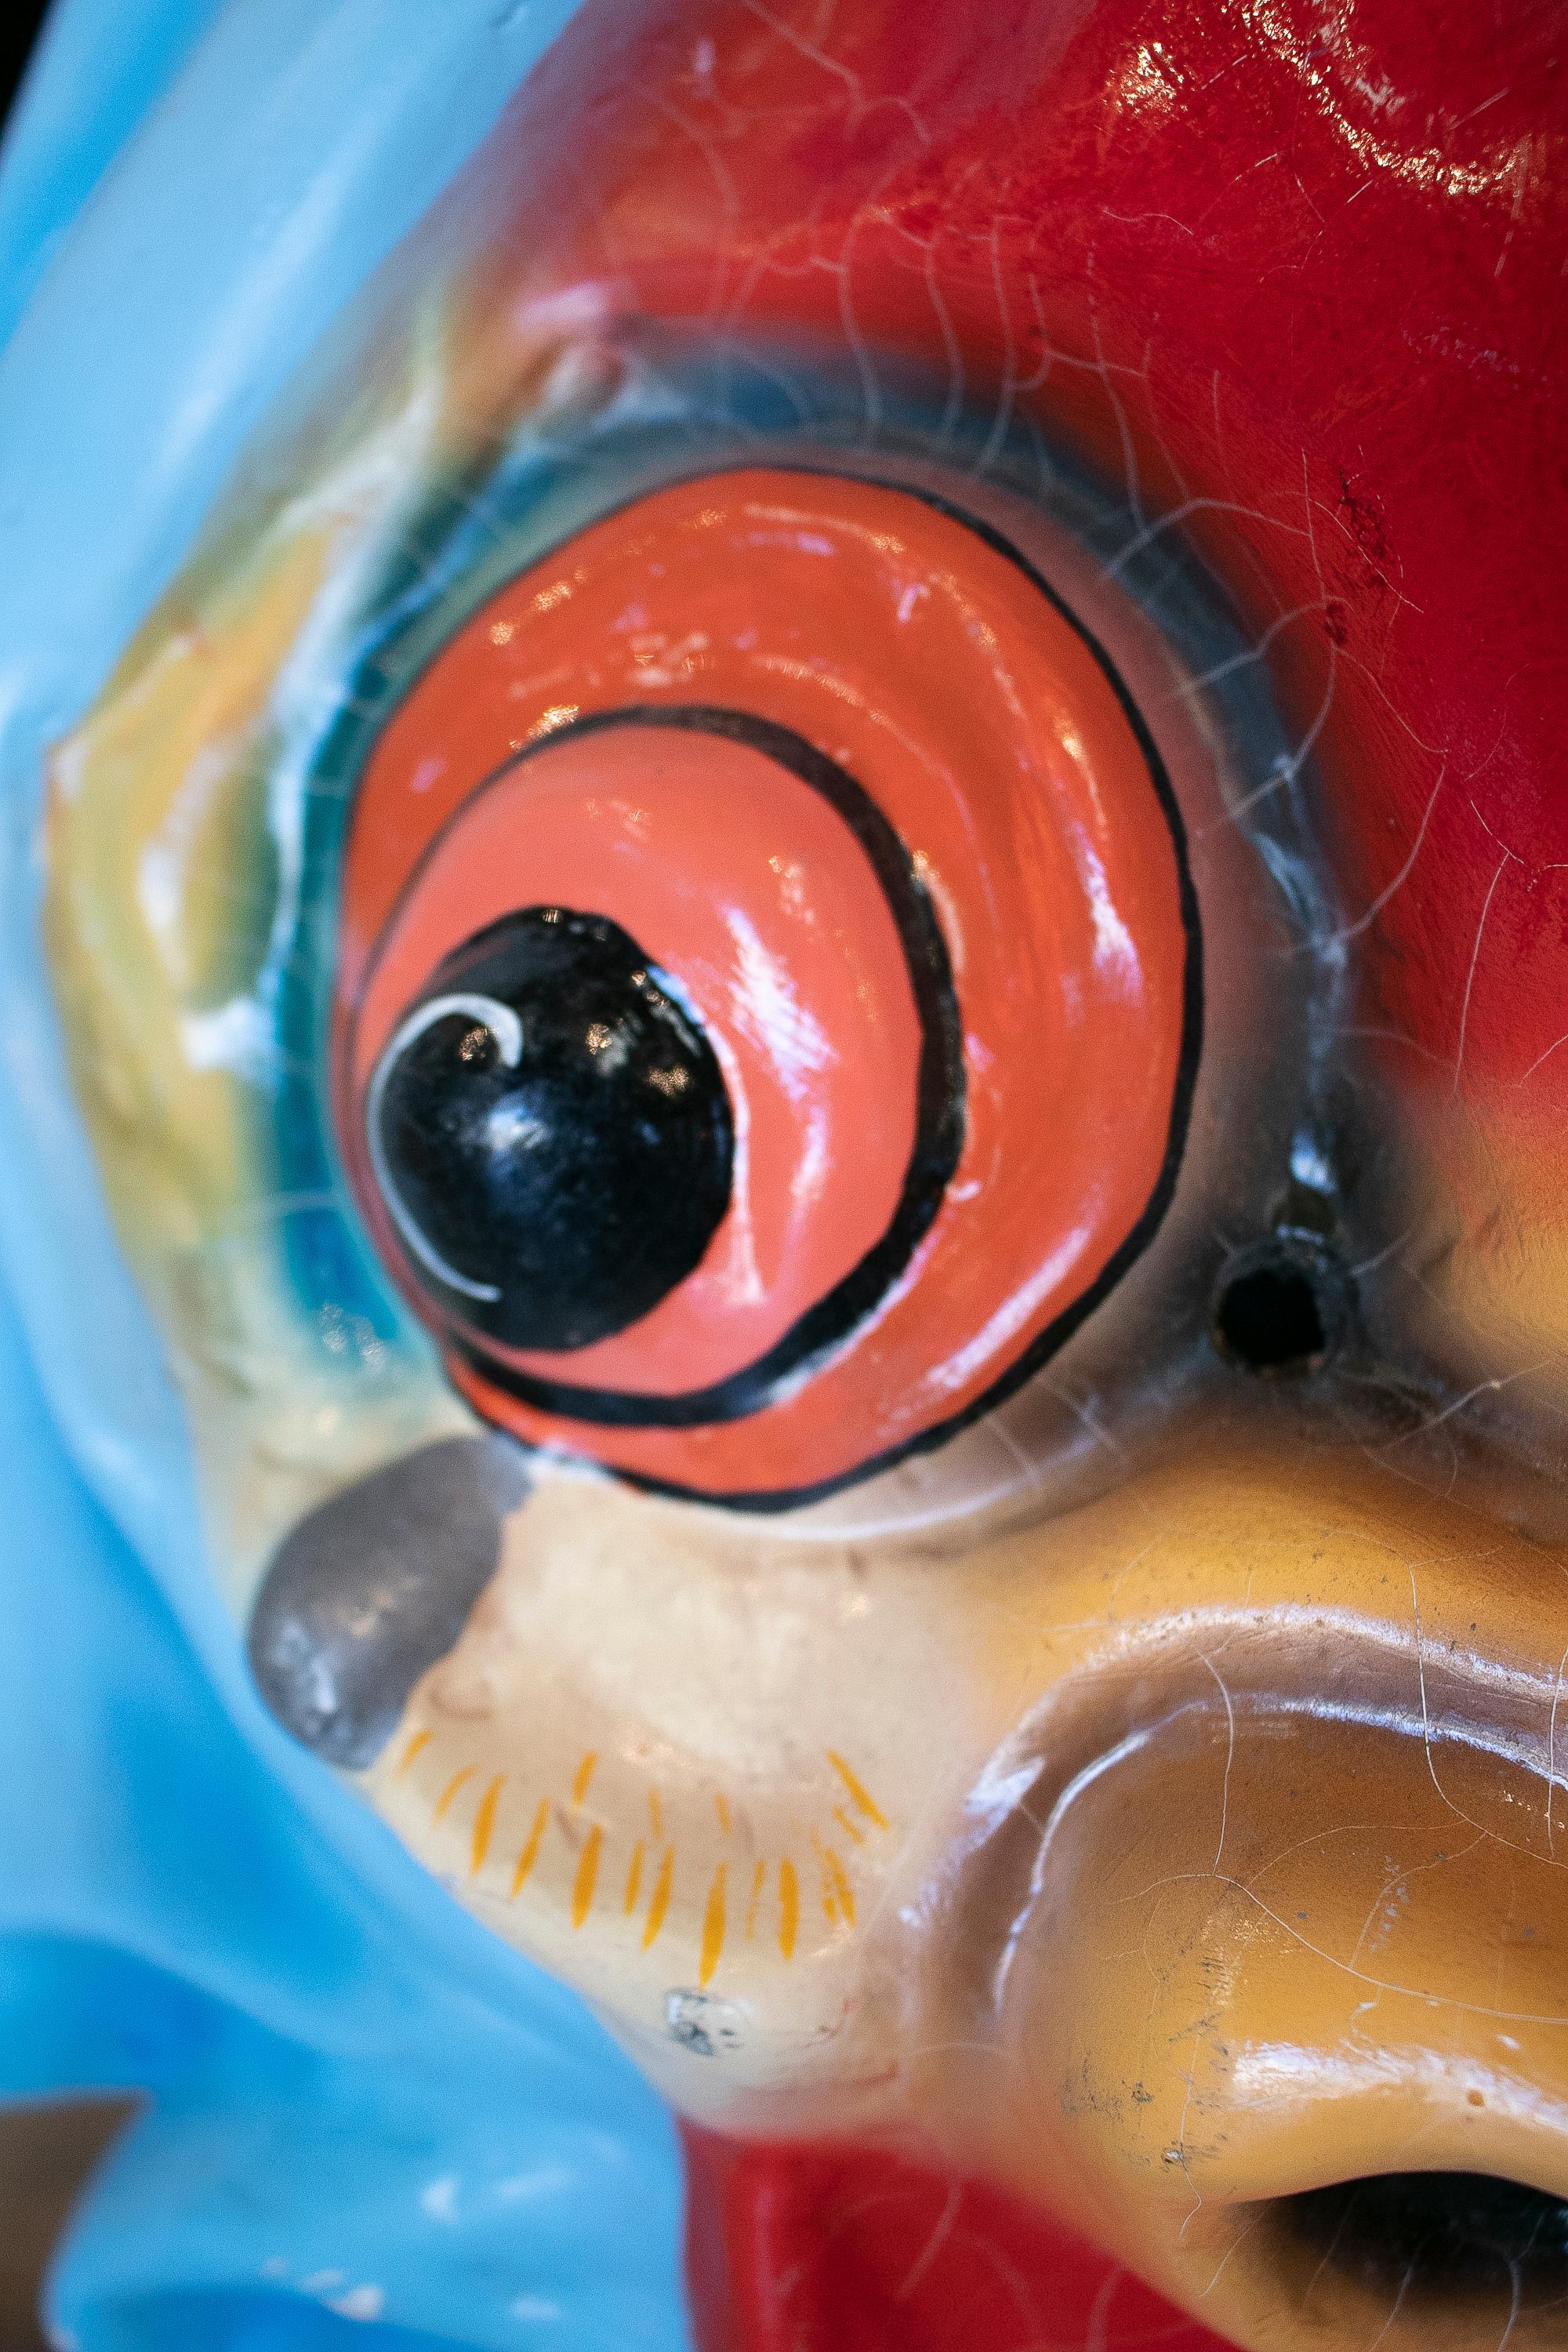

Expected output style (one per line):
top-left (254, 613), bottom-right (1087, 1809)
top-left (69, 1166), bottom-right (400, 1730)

top-left (641, 1846), bottom-right (674, 1951)
top-left (470, 1774), bottom-right (505, 1876)
top-left (510, 1799), bottom-right (550, 1898)
top-left (823, 1846), bottom-right (856, 1928)
top-left (778, 1858), bottom-right (800, 1960)
top-left (571, 1751), bottom-right (598, 1806)
top-left (622, 1839), bottom-right (645, 1916)
top-left (572, 1824), bottom-right (604, 1929)
top-left (648, 1787), bottom-right (665, 1842)
top-left (434, 1765), bottom-right (477, 1821)
top-left (826, 1750), bottom-right (889, 1831)
top-left (813, 1837), bottom-right (837, 1923)
top-left (714, 1791), bottom-right (732, 1836)
top-left (397, 1727), bottom-right (432, 1773)
top-left (832, 1804), bottom-right (866, 1846)
top-left (699, 1863), bottom-right (727, 1988)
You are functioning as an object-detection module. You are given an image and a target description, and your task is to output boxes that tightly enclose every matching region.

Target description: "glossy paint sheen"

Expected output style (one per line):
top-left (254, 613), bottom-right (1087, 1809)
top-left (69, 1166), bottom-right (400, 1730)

top-left (11, 1), bottom-right (1568, 2350)
top-left (342, 468), bottom-right (1191, 1496)
top-left (0, 6), bottom-right (695, 2352)
top-left (348, 720), bottom-right (924, 1396)
top-left (445, 0), bottom-right (1567, 2342)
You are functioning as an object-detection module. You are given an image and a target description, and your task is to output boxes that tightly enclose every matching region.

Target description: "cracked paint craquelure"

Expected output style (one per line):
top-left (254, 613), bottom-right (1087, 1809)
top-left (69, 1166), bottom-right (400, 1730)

top-left (22, 0), bottom-right (1568, 2344)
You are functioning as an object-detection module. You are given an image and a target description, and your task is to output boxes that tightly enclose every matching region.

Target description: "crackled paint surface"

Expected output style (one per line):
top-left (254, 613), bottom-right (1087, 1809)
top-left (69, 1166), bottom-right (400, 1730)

top-left (12, 0), bottom-right (1568, 2348)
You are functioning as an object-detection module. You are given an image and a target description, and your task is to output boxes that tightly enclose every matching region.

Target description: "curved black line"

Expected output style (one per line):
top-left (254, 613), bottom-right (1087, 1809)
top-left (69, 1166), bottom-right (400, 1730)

top-left (345, 466), bottom-right (1203, 1505)
top-left (356, 705), bottom-right (965, 1425)
top-left (545, 478), bottom-right (1204, 1504)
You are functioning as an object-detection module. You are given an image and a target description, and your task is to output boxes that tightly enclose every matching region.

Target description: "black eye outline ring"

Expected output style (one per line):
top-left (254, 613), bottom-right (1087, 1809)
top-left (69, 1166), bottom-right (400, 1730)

top-left (348, 700), bottom-right (966, 1427)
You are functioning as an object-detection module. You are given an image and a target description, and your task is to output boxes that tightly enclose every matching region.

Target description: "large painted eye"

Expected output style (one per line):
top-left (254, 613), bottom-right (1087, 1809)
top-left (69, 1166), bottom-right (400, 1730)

top-left (335, 469), bottom-right (1198, 1504)
top-left (366, 906), bottom-right (735, 1351)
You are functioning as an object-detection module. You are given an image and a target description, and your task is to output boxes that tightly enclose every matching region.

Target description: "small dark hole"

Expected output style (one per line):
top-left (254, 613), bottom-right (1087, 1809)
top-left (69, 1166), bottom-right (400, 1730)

top-left (1214, 1239), bottom-right (1338, 1374)
top-left (1281, 2171), bottom-right (1568, 2304)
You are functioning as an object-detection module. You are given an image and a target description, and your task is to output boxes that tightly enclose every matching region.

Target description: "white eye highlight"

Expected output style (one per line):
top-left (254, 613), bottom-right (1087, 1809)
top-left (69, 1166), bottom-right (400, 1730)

top-left (365, 993), bottom-right (524, 1302)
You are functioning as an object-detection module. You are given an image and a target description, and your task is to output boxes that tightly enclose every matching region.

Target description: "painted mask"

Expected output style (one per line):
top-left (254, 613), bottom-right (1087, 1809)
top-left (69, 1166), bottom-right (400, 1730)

top-left (13, 0), bottom-right (1568, 2345)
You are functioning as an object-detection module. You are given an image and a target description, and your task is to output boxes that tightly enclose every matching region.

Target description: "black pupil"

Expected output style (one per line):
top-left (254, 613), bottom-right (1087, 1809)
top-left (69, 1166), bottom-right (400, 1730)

top-left (371, 906), bottom-right (734, 1351)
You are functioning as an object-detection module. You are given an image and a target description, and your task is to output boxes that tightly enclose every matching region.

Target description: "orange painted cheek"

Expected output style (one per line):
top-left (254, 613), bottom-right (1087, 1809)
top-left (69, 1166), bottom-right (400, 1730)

top-left (336, 469), bottom-right (1196, 1502)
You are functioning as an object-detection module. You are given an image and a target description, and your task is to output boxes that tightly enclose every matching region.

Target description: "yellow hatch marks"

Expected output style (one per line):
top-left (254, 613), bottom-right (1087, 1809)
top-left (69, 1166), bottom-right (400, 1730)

top-left (411, 1743), bottom-right (892, 1986)
top-left (826, 1749), bottom-right (890, 1831)
top-left (699, 1864), bottom-right (728, 1987)
top-left (622, 1839), bottom-right (645, 1916)
top-left (778, 1858), bottom-right (800, 1960)
top-left (434, 1764), bottom-right (477, 1820)
top-left (469, 1774), bottom-right (505, 1876)
top-left (510, 1798), bottom-right (550, 1897)
top-left (822, 1845), bottom-right (856, 1929)
top-left (572, 1824), bottom-right (604, 1929)
top-left (642, 1846), bottom-right (675, 1951)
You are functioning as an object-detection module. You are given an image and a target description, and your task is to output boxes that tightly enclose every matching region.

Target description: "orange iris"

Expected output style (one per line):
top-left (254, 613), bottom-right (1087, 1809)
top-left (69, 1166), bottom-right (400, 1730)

top-left (336, 468), bottom-right (1197, 1504)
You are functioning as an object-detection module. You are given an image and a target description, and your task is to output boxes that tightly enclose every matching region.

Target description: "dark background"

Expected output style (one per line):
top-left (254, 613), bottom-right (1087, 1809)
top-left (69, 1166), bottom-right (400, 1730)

top-left (1, 3), bottom-right (52, 129)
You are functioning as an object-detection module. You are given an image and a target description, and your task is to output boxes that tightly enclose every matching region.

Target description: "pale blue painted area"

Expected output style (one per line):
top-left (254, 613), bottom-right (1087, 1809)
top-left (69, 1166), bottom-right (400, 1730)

top-left (0, 5), bottom-right (694, 2346)
top-left (0, 0), bottom-right (227, 343)
top-left (0, 1275), bottom-right (689, 2351)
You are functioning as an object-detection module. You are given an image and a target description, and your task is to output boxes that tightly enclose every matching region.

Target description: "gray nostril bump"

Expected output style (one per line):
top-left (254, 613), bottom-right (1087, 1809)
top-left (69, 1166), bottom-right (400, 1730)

top-left (246, 1433), bottom-right (528, 1769)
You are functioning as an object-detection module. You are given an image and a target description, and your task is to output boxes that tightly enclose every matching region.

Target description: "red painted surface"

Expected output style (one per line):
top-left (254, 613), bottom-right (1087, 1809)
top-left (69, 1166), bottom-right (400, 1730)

top-left (474, 0), bottom-right (1565, 1118)
top-left (681, 2126), bottom-right (1236, 2352)
top-left (451, 0), bottom-right (1568, 2335)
